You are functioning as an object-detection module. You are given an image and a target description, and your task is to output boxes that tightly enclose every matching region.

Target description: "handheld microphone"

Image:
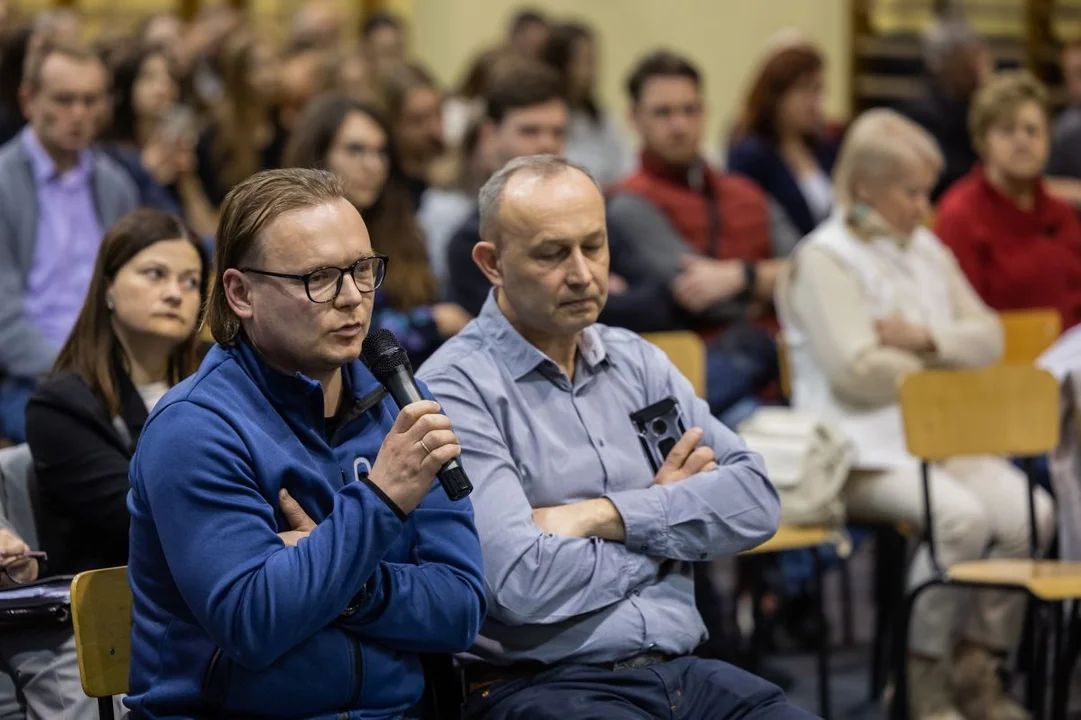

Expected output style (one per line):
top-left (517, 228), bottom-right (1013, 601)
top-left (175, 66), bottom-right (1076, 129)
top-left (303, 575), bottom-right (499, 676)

top-left (362, 329), bottom-right (473, 501)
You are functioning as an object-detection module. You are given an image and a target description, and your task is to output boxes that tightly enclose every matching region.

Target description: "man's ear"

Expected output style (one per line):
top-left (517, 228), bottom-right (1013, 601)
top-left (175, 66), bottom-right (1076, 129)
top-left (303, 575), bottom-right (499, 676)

top-left (472, 240), bottom-right (504, 288)
top-left (222, 268), bottom-right (255, 321)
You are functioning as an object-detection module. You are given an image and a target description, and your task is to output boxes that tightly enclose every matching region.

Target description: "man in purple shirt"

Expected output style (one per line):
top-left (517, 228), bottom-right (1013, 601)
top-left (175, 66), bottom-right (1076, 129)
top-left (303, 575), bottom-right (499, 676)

top-left (0, 42), bottom-right (138, 442)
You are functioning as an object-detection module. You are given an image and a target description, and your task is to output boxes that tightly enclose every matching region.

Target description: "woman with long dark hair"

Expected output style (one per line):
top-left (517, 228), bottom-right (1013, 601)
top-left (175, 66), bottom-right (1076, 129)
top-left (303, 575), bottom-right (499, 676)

top-left (541, 22), bottom-right (629, 187)
top-left (102, 47), bottom-right (217, 237)
top-left (195, 32), bottom-right (284, 208)
top-left (285, 94), bottom-right (469, 366)
top-left (728, 42), bottom-right (839, 237)
top-left (25, 209), bottom-right (209, 575)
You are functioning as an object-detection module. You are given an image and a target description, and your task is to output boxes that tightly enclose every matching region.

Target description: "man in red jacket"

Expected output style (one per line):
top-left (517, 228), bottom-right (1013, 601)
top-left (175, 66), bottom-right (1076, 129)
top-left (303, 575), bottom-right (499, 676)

top-left (608, 50), bottom-right (796, 427)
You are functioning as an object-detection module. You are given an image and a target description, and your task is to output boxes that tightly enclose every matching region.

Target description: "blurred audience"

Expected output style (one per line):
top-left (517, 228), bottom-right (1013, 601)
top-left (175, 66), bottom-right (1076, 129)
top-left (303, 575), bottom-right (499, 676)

top-left (418, 118), bottom-right (493, 287)
top-left (0, 24), bottom-right (30, 144)
top-left (728, 41), bottom-right (838, 237)
top-left (278, 46), bottom-right (334, 133)
top-left (443, 46), bottom-right (509, 148)
top-left (334, 48), bottom-right (378, 105)
top-left (287, 0), bottom-right (345, 53)
top-left (935, 71), bottom-right (1081, 330)
top-left (26, 209), bottom-right (207, 576)
top-left (901, 18), bottom-right (992, 200)
top-left (285, 94), bottom-right (468, 367)
top-left (506, 8), bottom-right (549, 61)
top-left (608, 50), bottom-right (796, 424)
top-left (101, 47), bottom-right (216, 237)
top-left (362, 11), bottom-right (406, 77)
top-left (1046, 39), bottom-right (1081, 203)
top-left (0, 42), bottom-right (138, 444)
top-left (541, 22), bottom-right (630, 187)
top-left (195, 32), bottom-right (284, 208)
top-left (382, 62), bottom-right (445, 208)
top-left (444, 61), bottom-right (677, 334)
top-left (778, 108), bottom-right (1052, 720)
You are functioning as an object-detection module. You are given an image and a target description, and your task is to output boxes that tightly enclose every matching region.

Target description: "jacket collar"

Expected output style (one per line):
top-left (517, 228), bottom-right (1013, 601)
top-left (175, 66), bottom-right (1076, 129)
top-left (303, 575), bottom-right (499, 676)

top-left (230, 336), bottom-right (385, 425)
top-left (476, 291), bottom-right (609, 382)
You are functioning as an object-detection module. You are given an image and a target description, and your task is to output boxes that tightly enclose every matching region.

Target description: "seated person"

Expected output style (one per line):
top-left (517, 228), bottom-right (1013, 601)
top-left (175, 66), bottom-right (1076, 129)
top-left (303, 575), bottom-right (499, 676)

top-left (0, 521), bottom-right (116, 718)
top-left (285, 94), bottom-right (471, 368)
top-left (777, 108), bottom-right (1054, 720)
top-left (445, 61), bottom-right (685, 336)
top-left (0, 42), bottom-right (138, 443)
top-left (124, 169), bottom-right (486, 719)
top-left (419, 154), bottom-right (809, 720)
top-left (900, 18), bottom-right (991, 200)
top-left (25, 209), bottom-right (208, 576)
top-left (607, 51), bottom-right (798, 424)
top-left (935, 70), bottom-right (1081, 330)
top-left (727, 41), bottom-right (838, 237)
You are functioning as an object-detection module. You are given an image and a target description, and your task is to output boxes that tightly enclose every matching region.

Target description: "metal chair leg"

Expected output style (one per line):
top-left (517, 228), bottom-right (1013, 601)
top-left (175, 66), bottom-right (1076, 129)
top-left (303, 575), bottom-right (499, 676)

top-left (98, 696), bottom-right (115, 720)
top-left (1052, 602), bottom-right (1068, 720)
top-left (813, 548), bottom-right (832, 720)
top-left (840, 557), bottom-right (855, 648)
top-left (889, 580), bottom-right (939, 720)
top-left (1029, 601), bottom-right (1049, 720)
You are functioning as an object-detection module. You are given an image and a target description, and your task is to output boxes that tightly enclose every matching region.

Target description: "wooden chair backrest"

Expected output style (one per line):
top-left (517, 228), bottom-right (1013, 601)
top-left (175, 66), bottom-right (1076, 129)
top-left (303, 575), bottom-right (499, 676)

top-left (999, 309), bottom-right (1061, 366)
top-left (642, 331), bottom-right (706, 398)
top-left (71, 566), bottom-right (132, 698)
top-left (899, 365), bottom-right (1059, 461)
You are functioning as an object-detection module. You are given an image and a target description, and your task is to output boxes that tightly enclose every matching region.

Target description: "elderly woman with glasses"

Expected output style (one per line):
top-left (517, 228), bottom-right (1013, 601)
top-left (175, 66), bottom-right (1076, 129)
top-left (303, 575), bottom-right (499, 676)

top-left (934, 70), bottom-right (1081, 331)
top-left (776, 108), bottom-right (1054, 720)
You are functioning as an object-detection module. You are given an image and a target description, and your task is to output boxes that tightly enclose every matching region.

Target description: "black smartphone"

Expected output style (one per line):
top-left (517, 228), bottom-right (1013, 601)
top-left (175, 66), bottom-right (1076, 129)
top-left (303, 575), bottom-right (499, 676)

top-left (629, 396), bottom-right (687, 474)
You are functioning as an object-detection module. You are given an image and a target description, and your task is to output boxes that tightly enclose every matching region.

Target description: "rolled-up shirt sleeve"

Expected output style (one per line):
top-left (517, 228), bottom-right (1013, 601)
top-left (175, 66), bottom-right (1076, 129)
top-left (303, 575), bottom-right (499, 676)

top-left (422, 365), bottom-right (660, 627)
top-left (604, 341), bottom-right (781, 560)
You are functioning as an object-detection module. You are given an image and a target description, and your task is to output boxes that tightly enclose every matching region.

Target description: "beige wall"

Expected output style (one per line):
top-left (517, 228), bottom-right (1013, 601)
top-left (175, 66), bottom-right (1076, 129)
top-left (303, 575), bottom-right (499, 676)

top-left (411, 0), bottom-right (851, 158)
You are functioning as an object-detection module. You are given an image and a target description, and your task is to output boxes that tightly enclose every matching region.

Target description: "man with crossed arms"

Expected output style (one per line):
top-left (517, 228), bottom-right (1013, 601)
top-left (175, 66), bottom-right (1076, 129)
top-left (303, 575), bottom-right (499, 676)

top-left (419, 155), bottom-right (810, 719)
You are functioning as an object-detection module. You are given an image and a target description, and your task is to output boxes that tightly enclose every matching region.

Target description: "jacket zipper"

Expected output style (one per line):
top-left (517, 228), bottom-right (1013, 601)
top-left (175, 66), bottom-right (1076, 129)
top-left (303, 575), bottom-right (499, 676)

top-left (347, 635), bottom-right (364, 708)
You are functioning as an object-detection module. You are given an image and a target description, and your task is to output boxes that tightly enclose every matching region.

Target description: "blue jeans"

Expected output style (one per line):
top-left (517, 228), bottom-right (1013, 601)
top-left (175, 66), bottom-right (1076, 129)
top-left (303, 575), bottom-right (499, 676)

top-left (0, 377), bottom-right (34, 443)
top-left (462, 656), bottom-right (816, 720)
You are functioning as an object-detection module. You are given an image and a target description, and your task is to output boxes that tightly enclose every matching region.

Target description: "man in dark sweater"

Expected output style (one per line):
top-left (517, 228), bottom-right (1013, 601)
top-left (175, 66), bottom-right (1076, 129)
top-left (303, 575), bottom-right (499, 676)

top-left (900, 17), bottom-right (991, 200)
top-left (445, 62), bottom-right (679, 333)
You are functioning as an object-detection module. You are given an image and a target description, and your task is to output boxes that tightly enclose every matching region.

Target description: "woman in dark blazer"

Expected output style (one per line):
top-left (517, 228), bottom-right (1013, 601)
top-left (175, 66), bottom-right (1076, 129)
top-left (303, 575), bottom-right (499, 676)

top-left (727, 42), bottom-right (840, 237)
top-left (25, 209), bottom-right (208, 575)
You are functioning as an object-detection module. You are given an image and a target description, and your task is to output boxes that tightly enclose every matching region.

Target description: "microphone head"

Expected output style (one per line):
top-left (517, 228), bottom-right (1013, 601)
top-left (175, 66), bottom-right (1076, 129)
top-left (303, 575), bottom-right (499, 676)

top-left (362, 329), bottom-right (412, 382)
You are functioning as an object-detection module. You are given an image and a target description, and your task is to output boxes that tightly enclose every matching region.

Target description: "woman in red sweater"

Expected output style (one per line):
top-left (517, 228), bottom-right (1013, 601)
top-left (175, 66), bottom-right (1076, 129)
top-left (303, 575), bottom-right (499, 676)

top-left (934, 70), bottom-right (1081, 329)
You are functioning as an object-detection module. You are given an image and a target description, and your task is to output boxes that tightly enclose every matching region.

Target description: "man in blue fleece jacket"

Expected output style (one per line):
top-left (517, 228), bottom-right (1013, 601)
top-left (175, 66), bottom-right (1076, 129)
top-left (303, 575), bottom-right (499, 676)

top-left (125, 168), bottom-right (486, 719)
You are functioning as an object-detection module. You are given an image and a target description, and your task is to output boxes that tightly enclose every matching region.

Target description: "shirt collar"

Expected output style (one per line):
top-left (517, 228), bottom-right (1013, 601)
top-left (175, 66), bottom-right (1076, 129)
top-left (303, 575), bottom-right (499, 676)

top-left (476, 290), bottom-right (609, 381)
top-left (21, 125), bottom-right (94, 185)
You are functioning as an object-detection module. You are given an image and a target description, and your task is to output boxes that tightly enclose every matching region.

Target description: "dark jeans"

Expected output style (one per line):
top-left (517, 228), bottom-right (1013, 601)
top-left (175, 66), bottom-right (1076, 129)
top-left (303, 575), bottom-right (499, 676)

top-left (461, 656), bottom-right (817, 720)
top-left (0, 377), bottom-right (34, 444)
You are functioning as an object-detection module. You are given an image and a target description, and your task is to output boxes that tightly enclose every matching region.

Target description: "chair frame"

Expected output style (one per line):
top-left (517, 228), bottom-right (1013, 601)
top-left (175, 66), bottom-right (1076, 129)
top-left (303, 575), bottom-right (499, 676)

top-left (888, 367), bottom-right (1078, 720)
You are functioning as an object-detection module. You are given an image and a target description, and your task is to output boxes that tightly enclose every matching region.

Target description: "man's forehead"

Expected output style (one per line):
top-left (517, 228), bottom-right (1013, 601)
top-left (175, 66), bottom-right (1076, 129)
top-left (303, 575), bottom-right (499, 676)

top-left (258, 200), bottom-right (371, 265)
top-left (499, 171), bottom-right (604, 237)
top-left (40, 55), bottom-right (105, 85)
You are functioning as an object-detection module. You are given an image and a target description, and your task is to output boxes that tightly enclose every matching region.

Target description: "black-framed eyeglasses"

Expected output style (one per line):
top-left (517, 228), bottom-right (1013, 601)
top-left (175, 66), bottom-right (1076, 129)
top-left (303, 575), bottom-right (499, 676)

top-left (241, 254), bottom-right (388, 303)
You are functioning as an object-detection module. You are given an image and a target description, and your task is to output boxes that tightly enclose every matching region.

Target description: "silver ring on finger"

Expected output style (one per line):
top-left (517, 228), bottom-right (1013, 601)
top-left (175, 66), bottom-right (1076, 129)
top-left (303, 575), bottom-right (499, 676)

top-left (419, 439), bottom-right (432, 455)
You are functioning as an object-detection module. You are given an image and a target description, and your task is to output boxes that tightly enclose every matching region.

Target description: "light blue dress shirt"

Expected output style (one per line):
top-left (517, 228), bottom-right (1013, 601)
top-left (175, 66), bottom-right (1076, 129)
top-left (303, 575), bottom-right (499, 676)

top-left (418, 293), bottom-right (780, 665)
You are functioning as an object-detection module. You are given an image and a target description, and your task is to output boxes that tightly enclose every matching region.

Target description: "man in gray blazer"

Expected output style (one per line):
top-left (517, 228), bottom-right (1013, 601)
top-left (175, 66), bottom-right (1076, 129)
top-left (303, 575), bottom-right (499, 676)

top-left (0, 42), bottom-right (138, 442)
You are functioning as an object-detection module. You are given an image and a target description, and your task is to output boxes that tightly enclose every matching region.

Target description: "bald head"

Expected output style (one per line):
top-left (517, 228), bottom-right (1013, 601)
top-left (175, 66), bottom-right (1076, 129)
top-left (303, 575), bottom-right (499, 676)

top-left (472, 154), bottom-right (608, 339)
top-left (478, 154), bottom-right (601, 248)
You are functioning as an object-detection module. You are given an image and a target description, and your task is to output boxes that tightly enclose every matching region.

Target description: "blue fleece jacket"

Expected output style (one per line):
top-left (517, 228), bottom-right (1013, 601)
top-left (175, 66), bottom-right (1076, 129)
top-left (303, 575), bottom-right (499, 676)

top-left (124, 339), bottom-right (486, 719)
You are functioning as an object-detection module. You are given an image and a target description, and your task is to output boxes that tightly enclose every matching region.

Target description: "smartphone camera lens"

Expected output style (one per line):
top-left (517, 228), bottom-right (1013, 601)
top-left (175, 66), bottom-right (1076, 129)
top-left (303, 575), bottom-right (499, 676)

top-left (652, 419), bottom-right (668, 435)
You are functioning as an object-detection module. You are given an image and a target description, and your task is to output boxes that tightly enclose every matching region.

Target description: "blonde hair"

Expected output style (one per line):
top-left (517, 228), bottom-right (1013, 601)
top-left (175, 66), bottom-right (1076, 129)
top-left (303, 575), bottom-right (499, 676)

top-left (832, 108), bottom-right (944, 207)
top-left (969, 70), bottom-right (1049, 157)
